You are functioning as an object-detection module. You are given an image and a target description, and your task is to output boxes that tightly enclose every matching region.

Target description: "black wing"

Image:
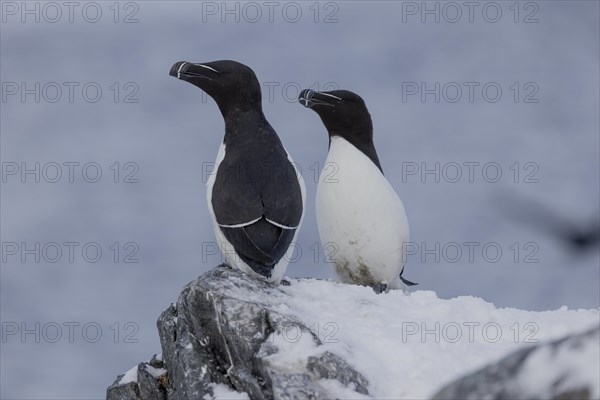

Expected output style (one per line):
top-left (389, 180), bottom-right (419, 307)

top-left (211, 153), bottom-right (303, 227)
top-left (211, 152), bottom-right (303, 277)
top-left (220, 219), bottom-right (296, 278)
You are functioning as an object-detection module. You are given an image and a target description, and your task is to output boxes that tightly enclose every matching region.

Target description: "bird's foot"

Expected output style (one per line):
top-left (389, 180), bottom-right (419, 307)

top-left (373, 282), bottom-right (388, 294)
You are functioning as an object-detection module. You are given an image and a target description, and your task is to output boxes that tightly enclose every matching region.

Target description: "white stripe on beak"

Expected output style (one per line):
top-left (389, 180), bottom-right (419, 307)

top-left (319, 92), bottom-right (342, 101)
top-left (176, 62), bottom-right (188, 79)
top-left (194, 64), bottom-right (220, 73)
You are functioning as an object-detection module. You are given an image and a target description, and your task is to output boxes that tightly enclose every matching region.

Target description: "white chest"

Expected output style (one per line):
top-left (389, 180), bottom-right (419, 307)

top-left (316, 136), bottom-right (409, 285)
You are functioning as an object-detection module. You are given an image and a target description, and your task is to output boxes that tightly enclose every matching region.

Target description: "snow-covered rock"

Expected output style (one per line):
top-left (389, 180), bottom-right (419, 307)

top-left (431, 325), bottom-right (600, 400)
top-left (106, 354), bottom-right (168, 400)
top-left (108, 265), bottom-right (370, 400)
top-left (107, 265), bottom-right (599, 400)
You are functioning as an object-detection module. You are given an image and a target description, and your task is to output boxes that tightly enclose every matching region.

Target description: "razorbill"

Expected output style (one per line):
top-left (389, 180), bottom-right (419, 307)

top-left (170, 60), bottom-right (305, 283)
top-left (298, 89), bottom-right (416, 293)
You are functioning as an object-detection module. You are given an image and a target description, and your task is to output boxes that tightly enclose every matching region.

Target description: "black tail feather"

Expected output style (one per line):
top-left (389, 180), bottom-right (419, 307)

top-left (399, 273), bottom-right (418, 286)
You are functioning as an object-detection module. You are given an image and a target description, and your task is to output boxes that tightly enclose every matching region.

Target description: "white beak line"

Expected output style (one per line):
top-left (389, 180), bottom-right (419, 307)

top-left (176, 62), bottom-right (188, 79)
top-left (319, 92), bottom-right (342, 101)
top-left (194, 64), bottom-right (220, 73)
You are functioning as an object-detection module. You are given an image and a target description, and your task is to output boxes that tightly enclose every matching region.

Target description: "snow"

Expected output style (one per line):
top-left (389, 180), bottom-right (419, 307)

top-left (118, 276), bottom-right (598, 398)
top-left (144, 364), bottom-right (166, 379)
top-left (518, 328), bottom-right (600, 399)
top-left (271, 279), bottom-right (600, 399)
top-left (204, 383), bottom-right (250, 400)
top-left (318, 379), bottom-right (371, 400)
top-left (262, 327), bottom-right (323, 373)
top-left (117, 365), bottom-right (138, 385)
top-left (117, 362), bottom-right (166, 384)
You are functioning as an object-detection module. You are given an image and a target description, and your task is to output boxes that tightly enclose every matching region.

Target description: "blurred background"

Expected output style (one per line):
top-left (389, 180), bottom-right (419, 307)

top-left (1, 1), bottom-right (598, 398)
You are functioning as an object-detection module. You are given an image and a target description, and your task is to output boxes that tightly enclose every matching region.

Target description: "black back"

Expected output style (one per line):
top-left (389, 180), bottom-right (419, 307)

top-left (170, 59), bottom-right (303, 278)
top-left (212, 114), bottom-right (303, 228)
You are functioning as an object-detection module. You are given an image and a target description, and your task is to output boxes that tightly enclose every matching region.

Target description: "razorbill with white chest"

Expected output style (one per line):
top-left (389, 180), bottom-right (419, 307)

top-left (170, 60), bottom-right (305, 283)
top-left (298, 89), bottom-right (416, 293)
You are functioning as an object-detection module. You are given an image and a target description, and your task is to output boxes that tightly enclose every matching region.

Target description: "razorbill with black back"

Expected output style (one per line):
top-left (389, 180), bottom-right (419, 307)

top-left (298, 89), bottom-right (416, 293)
top-left (170, 60), bottom-right (305, 283)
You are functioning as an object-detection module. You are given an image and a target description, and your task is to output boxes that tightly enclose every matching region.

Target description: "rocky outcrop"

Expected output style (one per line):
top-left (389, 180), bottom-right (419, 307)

top-left (431, 325), bottom-right (600, 400)
top-left (107, 264), bottom-right (599, 400)
top-left (106, 355), bottom-right (169, 400)
top-left (107, 265), bottom-right (369, 400)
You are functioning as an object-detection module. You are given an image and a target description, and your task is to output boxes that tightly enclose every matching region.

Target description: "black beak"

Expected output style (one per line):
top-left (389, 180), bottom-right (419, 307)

top-left (169, 61), bottom-right (218, 81)
top-left (298, 89), bottom-right (339, 108)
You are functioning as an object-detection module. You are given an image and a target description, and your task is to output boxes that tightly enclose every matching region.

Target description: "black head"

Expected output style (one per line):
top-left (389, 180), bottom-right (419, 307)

top-left (298, 89), bottom-right (382, 172)
top-left (298, 89), bottom-right (373, 139)
top-left (169, 60), bottom-right (262, 116)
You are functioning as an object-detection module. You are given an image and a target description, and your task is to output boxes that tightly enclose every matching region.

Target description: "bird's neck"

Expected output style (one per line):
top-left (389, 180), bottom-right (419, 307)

top-left (222, 108), bottom-right (272, 144)
top-left (329, 129), bottom-right (384, 174)
top-left (222, 106), bottom-right (264, 127)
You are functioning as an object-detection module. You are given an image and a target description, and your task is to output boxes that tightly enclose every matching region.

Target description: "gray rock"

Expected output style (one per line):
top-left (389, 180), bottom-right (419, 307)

top-left (307, 352), bottom-right (369, 395)
top-left (431, 326), bottom-right (600, 400)
top-left (106, 359), bottom-right (168, 400)
top-left (157, 304), bottom-right (214, 399)
top-left (106, 380), bottom-right (140, 400)
top-left (107, 265), bottom-right (370, 400)
top-left (138, 363), bottom-right (168, 400)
